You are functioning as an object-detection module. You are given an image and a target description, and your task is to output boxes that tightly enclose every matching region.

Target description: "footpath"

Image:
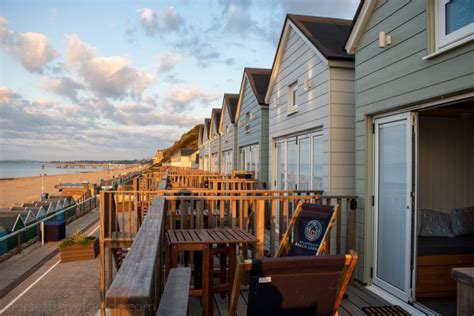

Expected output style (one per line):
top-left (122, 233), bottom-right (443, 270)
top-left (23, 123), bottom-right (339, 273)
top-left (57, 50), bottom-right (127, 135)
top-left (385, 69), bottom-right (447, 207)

top-left (0, 207), bottom-right (100, 298)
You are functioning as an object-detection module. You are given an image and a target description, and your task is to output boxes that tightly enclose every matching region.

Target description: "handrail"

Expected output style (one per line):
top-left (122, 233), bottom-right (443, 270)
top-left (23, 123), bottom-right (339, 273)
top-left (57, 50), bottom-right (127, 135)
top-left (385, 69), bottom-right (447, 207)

top-left (105, 196), bottom-right (165, 314)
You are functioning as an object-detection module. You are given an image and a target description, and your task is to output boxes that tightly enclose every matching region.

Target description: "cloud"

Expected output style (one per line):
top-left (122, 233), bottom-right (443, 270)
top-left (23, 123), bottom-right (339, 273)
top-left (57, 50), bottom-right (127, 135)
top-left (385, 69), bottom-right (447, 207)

top-left (156, 52), bottom-right (183, 73)
top-left (173, 37), bottom-right (220, 67)
top-left (138, 7), bottom-right (184, 36)
top-left (32, 98), bottom-right (58, 108)
top-left (40, 75), bottom-right (85, 102)
top-left (164, 86), bottom-right (219, 111)
top-left (0, 86), bottom-right (21, 104)
top-left (0, 87), bottom-right (194, 160)
top-left (66, 34), bottom-right (155, 99)
top-left (0, 16), bottom-right (60, 73)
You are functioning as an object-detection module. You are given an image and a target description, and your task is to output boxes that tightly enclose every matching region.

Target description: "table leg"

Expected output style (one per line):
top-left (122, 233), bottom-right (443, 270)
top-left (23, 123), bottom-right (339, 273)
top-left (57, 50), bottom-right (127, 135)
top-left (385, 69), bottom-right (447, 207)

top-left (170, 244), bottom-right (178, 268)
top-left (193, 251), bottom-right (202, 290)
top-left (219, 245), bottom-right (227, 298)
top-left (202, 245), bottom-right (212, 316)
top-left (228, 244), bottom-right (236, 303)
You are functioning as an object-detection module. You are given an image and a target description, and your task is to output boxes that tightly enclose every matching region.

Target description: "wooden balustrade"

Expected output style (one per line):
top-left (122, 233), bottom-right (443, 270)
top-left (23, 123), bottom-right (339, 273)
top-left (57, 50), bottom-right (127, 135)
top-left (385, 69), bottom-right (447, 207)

top-left (101, 189), bottom-right (356, 260)
top-left (104, 196), bottom-right (166, 315)
top-left (99, 170), bottom-right (357, 315)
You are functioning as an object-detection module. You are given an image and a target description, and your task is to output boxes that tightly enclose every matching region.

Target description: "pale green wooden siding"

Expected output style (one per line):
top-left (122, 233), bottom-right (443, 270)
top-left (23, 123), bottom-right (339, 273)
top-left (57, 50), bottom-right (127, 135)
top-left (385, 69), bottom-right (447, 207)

top-left (354, 0), bottom-right (474, 281)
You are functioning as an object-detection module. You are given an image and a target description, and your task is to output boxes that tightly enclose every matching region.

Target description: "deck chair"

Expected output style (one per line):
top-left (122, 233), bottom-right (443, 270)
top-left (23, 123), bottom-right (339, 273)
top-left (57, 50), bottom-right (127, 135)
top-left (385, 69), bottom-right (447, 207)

top-left (229, 251), bottom-right (358, 316)
top-left (276, 201), bottom-right (339, 257)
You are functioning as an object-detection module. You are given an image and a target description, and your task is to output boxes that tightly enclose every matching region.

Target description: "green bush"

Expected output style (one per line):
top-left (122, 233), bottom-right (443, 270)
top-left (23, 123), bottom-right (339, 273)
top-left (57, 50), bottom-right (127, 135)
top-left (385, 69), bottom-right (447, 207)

top-left (58, 232), bottom-right (96, 249)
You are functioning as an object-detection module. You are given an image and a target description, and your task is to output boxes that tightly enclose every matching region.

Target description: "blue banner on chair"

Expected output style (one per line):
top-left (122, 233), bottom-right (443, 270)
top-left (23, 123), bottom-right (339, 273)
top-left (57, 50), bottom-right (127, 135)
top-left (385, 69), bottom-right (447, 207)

top-left (288, 204), bottom-right (334, 256)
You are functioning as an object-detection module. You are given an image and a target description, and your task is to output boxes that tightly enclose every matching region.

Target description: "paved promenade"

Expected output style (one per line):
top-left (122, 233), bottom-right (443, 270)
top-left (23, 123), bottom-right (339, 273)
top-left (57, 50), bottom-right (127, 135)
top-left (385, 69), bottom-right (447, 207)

top-left (0, 208), bottom-right (100, 315)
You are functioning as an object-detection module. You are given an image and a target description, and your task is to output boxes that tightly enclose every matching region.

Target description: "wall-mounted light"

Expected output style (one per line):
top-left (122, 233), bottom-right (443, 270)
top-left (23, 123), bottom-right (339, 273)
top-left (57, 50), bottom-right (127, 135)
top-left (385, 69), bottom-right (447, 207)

top-left (379, 31), bottom-right (391, 48)
top-left (304, 79), bottom-right (311, 90)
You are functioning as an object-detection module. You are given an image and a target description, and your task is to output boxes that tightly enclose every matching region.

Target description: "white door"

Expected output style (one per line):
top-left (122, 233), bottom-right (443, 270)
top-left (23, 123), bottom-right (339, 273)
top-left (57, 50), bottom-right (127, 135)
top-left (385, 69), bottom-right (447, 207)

top-left (373, 112), bottom-right (415, 302)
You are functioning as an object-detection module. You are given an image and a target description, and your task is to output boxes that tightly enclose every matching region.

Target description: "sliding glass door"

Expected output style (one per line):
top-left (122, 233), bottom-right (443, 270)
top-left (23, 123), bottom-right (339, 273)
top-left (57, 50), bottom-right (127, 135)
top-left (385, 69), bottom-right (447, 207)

top-left (274, 132), bottom-right (323, 191)
top-left (373, 113), bottom-right (415, 302)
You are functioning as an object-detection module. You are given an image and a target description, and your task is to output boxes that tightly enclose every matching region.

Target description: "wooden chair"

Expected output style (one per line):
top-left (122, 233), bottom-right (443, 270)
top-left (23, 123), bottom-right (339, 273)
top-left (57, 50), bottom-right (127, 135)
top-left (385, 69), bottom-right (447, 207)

top-left (229, 251), bottom-right (358, 316)
top-left (276, 201), bottom-right (340, 257)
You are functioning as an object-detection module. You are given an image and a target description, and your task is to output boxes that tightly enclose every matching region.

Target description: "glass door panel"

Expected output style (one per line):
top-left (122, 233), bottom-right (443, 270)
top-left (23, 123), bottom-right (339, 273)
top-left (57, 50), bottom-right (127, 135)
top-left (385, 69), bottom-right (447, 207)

top-left (312, 135), bottom-right (324, 191)
top-left (277, 142), bottom-right (285, 189)
top-left (374, 113), bottom-right (413, 301)
top-left (287, 140), bottom-right (297, 190)
top-left (298, 137), bottom-right (311, 190)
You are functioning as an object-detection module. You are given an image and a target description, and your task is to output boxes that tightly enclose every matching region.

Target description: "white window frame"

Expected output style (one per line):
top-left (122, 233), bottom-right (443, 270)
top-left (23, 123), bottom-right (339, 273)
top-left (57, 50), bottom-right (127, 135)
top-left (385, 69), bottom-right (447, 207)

top-left (273, 130), bottom-right (324, 191)
top-left (436, 0), bottom-right (474, 50)
top-left (245, 112), bottom-right (251, 133)
top-left (287, 81), bottom-right (298, 114)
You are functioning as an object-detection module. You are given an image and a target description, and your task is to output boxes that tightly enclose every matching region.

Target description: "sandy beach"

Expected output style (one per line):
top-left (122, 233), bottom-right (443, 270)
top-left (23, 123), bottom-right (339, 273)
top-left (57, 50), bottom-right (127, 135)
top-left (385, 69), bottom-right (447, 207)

top-left (0, 167), bottom-right (140, 208)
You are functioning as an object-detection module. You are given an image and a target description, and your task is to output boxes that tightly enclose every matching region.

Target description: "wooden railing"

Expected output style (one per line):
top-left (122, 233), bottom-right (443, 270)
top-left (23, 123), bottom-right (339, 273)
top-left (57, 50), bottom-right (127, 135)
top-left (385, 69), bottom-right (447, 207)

top-left (104, 196), bottom-right (166, 315)
top-left (99, 171), bottom-right (357, 315)
top-left (101, 189), bottom-right (356, 259)
top-left (99, 177), bottom-right (168, 315)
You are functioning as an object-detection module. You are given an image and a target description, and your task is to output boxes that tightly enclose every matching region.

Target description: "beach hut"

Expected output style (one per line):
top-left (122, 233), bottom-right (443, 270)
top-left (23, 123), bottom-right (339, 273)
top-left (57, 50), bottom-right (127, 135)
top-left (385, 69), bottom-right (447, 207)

top-left (344, 0), bottom-right (474, 311)
top-left (0, 227), bottom-right (6, 256)
top-left (265, 14), bottom-right (355, 194)
top-left (209, 108), bottom-right (222, 173)
top-left (218, 93), bottom-right (239, 175)
top-left (10, 209), bottom-right (37, 242)
top-left (0, 212), bottom-right (25, 254)
top-left (235, 68), bottom-right (271, 183)
top-left (201, 118), bottom-right (212, 171)
top-left (26, 206), bottom-right (47, 223)
top-left (196, 124), bottom-right (205, 170)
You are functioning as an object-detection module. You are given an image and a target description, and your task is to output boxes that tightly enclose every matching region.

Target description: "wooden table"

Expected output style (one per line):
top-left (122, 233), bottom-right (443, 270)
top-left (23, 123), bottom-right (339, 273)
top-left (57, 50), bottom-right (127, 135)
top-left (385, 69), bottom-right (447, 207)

top-left (166, 228), bottom-right (256, 316)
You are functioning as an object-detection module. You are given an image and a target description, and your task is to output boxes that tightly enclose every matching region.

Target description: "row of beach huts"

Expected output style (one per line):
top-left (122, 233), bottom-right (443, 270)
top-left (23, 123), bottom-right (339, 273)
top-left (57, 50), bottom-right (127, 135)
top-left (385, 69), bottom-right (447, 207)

top-left (0, 196), bottom-right (75, 256)
top-left (196, 1), bottom-right (473, 312)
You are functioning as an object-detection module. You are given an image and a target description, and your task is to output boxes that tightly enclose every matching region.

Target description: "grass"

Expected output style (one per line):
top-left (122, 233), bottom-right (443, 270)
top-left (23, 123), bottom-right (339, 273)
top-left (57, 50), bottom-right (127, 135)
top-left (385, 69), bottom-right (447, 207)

top-left (59, 232), bottom-right (96, 249)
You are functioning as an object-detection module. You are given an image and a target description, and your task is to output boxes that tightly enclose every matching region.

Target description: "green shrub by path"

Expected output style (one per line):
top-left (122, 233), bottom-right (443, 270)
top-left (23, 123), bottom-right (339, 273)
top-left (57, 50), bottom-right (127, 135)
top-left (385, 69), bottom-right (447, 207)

top-left (59, 232), bottom-right (96, 249)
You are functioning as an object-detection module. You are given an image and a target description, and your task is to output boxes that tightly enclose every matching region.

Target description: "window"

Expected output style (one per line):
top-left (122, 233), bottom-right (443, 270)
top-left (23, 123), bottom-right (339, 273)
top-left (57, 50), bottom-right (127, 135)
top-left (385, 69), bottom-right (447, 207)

top-left (225, 126), bottom-right (229, 142)
top-left (288, 81), bottom-right (298, 113)
top-left (240, 144), bottom-right (259, 179)
top-left (436, 0), bottom-right (473, 51)
top-left (274, 132), bottom-right (324, 191)
top-left (245, 112), bottom-right (251, 132)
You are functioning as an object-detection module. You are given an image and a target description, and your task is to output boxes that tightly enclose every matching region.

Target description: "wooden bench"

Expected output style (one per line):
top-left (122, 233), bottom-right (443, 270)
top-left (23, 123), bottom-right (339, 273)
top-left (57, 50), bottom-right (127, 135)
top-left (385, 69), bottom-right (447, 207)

top-left (156, 267), bottom-right (191, 316)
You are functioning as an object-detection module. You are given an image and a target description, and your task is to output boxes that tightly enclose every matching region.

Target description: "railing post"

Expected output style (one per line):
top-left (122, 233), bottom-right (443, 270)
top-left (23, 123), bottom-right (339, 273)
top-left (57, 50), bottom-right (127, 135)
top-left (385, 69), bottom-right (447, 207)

top-left (255, 199), bottom-right (265, 258)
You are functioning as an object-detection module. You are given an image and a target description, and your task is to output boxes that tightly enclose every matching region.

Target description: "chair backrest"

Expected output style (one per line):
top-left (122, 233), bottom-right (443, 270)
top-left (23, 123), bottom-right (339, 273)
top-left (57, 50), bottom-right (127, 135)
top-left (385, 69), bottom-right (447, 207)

top-left (276, 202), bottom-right (338, 257)
top-left (246, 254), bottom-right (356, 316)
top-left (289, 203), bottom-right (336, 256)
top-left (228, 252), bottom-right (358, 316)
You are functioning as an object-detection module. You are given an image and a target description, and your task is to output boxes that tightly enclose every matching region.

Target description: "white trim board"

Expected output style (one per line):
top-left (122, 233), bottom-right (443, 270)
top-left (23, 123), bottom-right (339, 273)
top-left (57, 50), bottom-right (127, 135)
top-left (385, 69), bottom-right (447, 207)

top-left (344, 0), bottom-right (377, 54)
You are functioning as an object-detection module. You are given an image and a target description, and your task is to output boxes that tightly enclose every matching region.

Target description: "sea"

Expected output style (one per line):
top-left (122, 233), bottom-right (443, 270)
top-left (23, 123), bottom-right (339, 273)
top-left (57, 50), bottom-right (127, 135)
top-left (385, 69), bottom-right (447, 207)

top-left (0, 161), bottom-right (109, 179)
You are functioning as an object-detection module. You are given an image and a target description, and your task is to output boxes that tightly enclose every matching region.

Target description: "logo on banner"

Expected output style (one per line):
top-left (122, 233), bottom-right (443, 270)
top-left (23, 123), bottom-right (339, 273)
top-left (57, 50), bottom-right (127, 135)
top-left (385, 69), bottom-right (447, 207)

top-left (304, 220), bottom-right (322, 241)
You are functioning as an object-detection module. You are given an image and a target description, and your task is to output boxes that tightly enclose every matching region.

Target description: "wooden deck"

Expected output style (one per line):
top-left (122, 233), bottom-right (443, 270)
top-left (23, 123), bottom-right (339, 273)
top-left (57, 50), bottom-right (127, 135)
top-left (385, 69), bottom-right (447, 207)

top-left (187, 283), bottom-right (393, 315)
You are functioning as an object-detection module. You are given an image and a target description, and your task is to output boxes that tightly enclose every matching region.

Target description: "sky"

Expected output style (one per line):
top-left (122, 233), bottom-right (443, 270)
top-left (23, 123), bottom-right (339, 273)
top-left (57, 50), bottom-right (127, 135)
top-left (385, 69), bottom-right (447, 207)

top-left (0, 0), bottom-right (359, 161)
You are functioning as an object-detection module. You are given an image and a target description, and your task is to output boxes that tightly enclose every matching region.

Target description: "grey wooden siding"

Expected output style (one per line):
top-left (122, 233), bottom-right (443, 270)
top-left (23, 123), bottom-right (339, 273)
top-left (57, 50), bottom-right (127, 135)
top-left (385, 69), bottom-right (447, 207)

top-left (237, 76), bottom-right (270, 183)
top-left (221, 105), bottom-right (235, 153)
top-left (268, 25), bottom-right (331, 193)
top-left (354, 0), bottom-right (474, 281)
top-left (237, 78), bottom-right (263, 148)
top-left (210, 121), bottom-right (220, 155)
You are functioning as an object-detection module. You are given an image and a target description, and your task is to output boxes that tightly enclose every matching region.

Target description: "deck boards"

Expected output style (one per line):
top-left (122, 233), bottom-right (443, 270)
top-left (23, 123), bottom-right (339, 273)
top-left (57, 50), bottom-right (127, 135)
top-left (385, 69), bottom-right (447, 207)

top-left (186, 284), bottom-right (394, 315)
